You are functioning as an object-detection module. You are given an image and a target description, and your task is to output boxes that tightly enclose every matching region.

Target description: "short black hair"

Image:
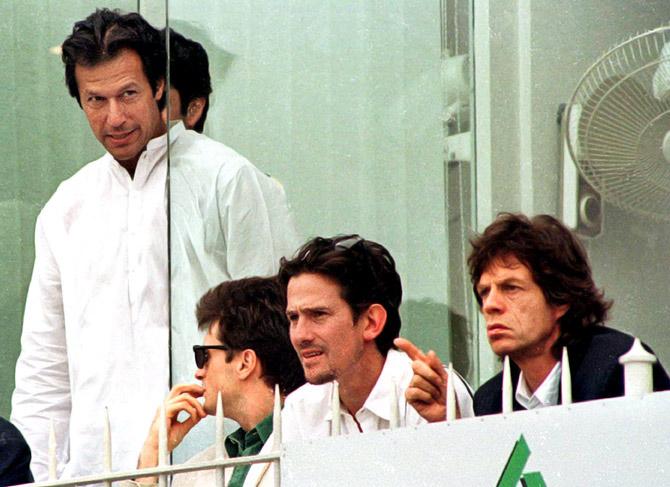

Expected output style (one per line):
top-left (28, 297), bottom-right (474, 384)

top-left (62, 8), bottom-right (166, 109)
top-left (196, 276), bottom-right (305, 395)
top-left (163, 28), bottom-right (212, 133)
top-left (278, 235), bottom-right (403, 356)
top-left (468, 213), bottom-right (612, 347)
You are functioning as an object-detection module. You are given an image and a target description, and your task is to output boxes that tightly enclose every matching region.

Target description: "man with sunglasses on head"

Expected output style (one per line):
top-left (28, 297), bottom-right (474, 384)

top-left (278, 235), bottom-right (474, 441)
top-left (129, 276), bottom-right (304, 486)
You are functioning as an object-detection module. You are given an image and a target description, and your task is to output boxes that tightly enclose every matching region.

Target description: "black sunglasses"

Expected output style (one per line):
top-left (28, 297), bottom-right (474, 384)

top-left (193, 345), bottom-right (229, 369)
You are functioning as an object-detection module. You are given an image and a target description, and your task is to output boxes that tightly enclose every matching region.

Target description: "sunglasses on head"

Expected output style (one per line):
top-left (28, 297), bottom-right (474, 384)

top-left (192, 344), bottom-right (229, 369)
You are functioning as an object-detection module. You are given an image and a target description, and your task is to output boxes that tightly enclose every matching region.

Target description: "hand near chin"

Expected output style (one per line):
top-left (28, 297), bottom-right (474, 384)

top-left (137, 383), bottom-right (207, 476)
top-left (394, 337), bottom-right (449, 423)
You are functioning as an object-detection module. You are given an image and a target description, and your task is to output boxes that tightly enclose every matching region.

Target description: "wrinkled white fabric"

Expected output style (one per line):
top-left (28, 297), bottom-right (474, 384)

top-left (12, 129), bottom-right (171, 481)
top-left (281, 349), bottom-right (474, 441)
top-left (168, 122), bottom-right (301, 461)
top-left (12, 121), bottom-right (301, 481)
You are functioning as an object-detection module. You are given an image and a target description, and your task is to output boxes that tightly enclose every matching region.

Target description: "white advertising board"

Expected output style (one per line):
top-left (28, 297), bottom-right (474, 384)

top-left (282, 391), bottom-right (670, 486)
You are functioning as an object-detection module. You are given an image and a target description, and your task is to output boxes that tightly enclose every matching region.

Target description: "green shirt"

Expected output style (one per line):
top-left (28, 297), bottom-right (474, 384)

top-left (224, 413), bottom-right (273, 487)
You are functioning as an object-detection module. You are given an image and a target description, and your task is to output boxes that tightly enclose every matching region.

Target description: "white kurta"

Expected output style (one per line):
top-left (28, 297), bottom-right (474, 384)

top-left (11, 122), bottom-right (301, 480)
top-left (11, 132), bottom-right (171, 480)
top-left (281, 349), bottom-right (474, 442)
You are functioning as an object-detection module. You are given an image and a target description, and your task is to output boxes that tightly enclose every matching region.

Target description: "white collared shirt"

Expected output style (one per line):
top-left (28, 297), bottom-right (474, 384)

top-left (515, 361), bottom-right (562, 410)
top-left (281, 349), bottom-right (474, 442)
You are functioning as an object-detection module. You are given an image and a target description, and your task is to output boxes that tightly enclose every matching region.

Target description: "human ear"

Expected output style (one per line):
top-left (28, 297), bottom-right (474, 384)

top-left (237, 349), bottom-right (257, 380)
top-left (185, 97), bottom-right (206, 129)
top-left (361, 304), bottom-right (387, 342)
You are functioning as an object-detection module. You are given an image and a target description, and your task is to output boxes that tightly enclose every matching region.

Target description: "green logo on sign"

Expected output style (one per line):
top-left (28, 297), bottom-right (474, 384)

top-left (497, 435), bottom-right (546, 487)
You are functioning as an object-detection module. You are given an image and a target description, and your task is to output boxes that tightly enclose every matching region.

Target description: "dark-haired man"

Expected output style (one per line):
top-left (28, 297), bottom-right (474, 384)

top-left (401, 213), bottom-right (669, 420)
top-left (129, 277), bottom-right (304, 487)
top-left (278, 235), bottom-right (473, 440)
top-left (12, 9), bottom-right (297, 480)
top-left (161, 28), bottom-right (211, 132)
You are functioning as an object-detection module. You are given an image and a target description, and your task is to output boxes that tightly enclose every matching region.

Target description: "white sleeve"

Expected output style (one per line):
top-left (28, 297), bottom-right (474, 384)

top-left (219, 164), bottom-right (297, 279)
top-left (450, 370), bottom-right (475, 418)
top-left (11, 213), bottom-right (71, 481)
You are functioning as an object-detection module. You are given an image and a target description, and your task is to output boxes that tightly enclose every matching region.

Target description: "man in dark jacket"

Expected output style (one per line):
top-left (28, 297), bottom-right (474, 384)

top-left (399, 213), bottom-right (669, 420)
top-left (0, 417), bottom-right (33, 486)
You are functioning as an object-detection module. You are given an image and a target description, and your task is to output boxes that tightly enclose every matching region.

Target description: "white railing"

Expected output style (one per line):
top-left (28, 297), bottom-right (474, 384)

top-left (16, 338), bottom-right (658, 487)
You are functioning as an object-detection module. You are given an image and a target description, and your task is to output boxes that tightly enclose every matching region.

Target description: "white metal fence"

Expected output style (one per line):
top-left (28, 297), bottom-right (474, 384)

top-left (15, 338), bottom-right (658, 487)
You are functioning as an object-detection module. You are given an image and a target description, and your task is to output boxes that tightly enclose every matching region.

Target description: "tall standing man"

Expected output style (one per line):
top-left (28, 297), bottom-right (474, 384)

top-left (278, 235), bottom-right (473, 440)
top-left (400, 213), bottom-right (670, 420)
top-left (12, 8), bottom-right (298, 481)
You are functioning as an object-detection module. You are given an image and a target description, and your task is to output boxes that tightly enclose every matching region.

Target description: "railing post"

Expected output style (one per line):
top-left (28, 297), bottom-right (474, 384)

top-left (502, 355), bottom-right (513, 413)
top-left (215, 391), bottom-right (227, 486)
top-left (273, 384), bottom-right (282, 487)
top-left (103, 407), bottom-right (112, 487)
top-left (331, 380), bottom-right (341, 436)
top-left (619, 338), bottom-right (656, 397)
top-left (158, 403), bottom-right (168, 487)
top-left (389, 379), bottom-right (400, 429)
top-left (48, 418), bottom-right (57, 480)
top-left (446, 363), bottom-right (456, 421)
top-left (561, 347), bottom-right (572, 405)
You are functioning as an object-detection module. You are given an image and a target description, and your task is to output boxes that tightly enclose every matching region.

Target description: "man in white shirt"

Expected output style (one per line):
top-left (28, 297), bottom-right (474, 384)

top-left (402, 213), bottom-right (670, 419)
top-left (129, 277), bottom-right (304, 487)
top-left (11, 9), bottom-right (298, 481)
top-left (277, 235), bottom-right (473, 441)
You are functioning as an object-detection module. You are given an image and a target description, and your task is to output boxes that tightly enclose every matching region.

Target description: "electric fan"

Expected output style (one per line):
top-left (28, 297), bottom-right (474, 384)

top-left (564, 25), bottom-right (670, 221)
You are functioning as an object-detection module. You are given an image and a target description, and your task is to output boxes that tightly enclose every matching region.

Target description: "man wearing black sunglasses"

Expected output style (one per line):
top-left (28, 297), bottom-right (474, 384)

top-left (278, 235), bottom-right (473, 441)
top-left (131, 276), bottom-right (304, 486)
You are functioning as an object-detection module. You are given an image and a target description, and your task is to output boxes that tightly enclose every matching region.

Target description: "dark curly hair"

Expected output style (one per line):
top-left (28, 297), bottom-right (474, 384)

top-left (196, 276), bottom-right (305, 395)
top-left (162, 28), bottom-right (212, 133)
top-left (278, 235), bottom-right (403, 356)
top-left (468, 213), bottom-right (612, 347)
top-left (61, 8), bottom-right (166, 109)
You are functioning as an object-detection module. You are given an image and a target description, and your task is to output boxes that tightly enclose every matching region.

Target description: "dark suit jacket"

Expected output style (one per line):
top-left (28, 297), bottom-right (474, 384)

top-left (474, 326), bottom-right (670, 416)
top-left (0, 417), bottom-right (33, 487)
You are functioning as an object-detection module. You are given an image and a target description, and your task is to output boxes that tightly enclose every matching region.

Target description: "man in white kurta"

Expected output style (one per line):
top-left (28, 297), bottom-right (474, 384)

top-left (11, 9), bottom-right (299, 481)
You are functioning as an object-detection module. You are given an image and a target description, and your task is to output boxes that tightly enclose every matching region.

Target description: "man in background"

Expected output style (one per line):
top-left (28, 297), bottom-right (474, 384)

top-left (161, 28), bottom-right (211, 132)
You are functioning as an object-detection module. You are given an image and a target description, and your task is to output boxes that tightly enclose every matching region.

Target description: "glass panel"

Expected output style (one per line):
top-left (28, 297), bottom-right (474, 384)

top-left (166, 0), bottom-right (476, 460)
top-left (473, 0), bottom-right (670, 379)
top-left (0, 0), bottom-right (138, 419)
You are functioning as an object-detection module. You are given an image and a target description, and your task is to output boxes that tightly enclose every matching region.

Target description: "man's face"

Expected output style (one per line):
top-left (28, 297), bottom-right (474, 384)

top-left (286, 273), bottom-right (366, 385)
top-left (194, 322), bottom-right (239, 416)
top-left (75, 49), bottom-right (165, 167)
top-left (476, 255), bottom-right (567, 362)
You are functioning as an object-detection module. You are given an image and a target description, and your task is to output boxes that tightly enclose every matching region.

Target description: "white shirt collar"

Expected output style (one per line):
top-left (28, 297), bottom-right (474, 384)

top-left (324, 349), bottom-right (405, 422)
top-left (515, 361), bottom-right (561, 410)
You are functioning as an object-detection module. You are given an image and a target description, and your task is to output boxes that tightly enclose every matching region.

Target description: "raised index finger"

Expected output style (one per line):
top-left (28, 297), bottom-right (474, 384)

top-left (394, 337), bottom-right (426, 361)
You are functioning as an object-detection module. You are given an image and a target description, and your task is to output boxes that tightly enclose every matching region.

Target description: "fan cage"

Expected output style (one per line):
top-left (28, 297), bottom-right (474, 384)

top-left (564, 25), bottom-right (670, 221)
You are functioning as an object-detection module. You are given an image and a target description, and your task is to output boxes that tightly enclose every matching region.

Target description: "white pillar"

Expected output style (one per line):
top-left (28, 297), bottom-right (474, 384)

top-left (619, 338), bottom-right (656, 397)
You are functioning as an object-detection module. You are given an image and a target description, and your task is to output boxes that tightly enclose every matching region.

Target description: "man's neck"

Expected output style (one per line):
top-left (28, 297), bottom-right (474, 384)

top-left (233, 385), bottom-right (274, 432)
top-left (514, 354), bottom-right (559, 393)
top-left (338, 347), bottom-right (386, 415)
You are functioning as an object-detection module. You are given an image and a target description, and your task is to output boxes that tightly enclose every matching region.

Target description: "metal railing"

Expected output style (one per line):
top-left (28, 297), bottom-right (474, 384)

top-left (17, 337), bottom-right (658, 487)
